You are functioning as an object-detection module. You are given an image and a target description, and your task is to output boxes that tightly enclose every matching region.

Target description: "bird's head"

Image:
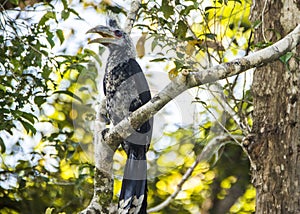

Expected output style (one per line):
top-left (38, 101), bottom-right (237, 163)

top-left (87, 18), bottom-right (132, 50)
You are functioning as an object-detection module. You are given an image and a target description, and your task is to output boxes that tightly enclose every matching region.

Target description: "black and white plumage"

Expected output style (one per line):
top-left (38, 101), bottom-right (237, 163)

top-left (87, 18), bottom-right (153, 214)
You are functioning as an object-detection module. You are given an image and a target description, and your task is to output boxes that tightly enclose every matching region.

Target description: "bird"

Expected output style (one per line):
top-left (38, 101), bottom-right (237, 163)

top-left (87, 18), bottom-right (153, 214)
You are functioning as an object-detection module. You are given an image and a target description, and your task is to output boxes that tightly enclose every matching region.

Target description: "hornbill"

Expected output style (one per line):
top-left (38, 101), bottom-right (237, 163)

top-left (87, 18), bottom-right (153, 214)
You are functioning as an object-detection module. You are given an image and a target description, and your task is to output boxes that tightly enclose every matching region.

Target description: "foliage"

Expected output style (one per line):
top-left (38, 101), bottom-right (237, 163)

top-left (0, 1), bottom-right (97, 213)
top-left (139, 0), bottom-right (252, 72)
top-left (0, 0), bottom-right (255, 213)
top-left (136, 0), bottom-right (254, 213)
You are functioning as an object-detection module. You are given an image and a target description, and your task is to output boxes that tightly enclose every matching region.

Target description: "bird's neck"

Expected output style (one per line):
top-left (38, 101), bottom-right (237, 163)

top-left (106, 46), bottom-right (136, 72)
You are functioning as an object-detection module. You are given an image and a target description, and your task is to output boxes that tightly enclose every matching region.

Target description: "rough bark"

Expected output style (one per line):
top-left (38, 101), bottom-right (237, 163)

top-left (249, 0), bottom-right (300, 213)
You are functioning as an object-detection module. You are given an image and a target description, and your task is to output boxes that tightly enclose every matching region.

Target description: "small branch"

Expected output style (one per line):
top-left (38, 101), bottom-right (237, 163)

top-left (124, 0), bottom-right (141, 34)
top-left (147, 135), bottom-right (243, 213)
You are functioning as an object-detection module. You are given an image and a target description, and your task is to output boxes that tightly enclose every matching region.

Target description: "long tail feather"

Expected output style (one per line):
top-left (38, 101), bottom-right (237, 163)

top-left (118, 144), bottom-right (148, 214)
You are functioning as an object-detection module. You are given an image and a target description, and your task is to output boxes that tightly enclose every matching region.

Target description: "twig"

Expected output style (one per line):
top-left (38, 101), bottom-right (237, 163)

top-left (147, 135), bottom-right (243, 213)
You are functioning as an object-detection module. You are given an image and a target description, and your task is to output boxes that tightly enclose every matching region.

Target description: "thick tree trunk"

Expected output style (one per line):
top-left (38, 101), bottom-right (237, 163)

top-left (249, 0), bottom-right (300, 213)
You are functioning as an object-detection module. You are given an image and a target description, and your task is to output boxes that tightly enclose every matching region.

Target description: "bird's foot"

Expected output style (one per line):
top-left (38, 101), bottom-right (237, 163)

top-left (101, 128), bottom-right (110, 140)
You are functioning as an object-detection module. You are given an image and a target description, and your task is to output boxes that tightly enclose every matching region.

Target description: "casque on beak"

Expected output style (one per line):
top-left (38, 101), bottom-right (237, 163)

top-left (86, 25), bottom-right (119, 45)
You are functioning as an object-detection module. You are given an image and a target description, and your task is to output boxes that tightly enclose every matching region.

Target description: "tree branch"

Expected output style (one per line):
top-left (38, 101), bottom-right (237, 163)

top-left (104, 24), bottom-right (300, 151)
top-left (124, 0), bottom-right (141, 34)
top-left (79, 103), bottom-right (117, 214)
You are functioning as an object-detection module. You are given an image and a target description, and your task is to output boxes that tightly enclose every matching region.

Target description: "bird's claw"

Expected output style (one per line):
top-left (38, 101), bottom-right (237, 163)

top-left (101, 128), bottom-right (110, 140)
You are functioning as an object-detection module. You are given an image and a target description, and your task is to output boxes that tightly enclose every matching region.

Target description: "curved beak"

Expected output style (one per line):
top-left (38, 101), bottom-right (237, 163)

top-left (86, 25), bottom-right (119, 45)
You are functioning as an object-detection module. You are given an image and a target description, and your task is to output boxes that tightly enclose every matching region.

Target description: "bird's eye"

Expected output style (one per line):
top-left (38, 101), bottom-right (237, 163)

top-left (114, 30), bottom-right (123, 37)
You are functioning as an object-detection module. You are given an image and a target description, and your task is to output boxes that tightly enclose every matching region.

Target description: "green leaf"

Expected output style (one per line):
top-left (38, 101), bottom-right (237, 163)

top-left (45, 207), bottom-right (55, 214)
top-left (174, 60), bottom-right (184, 69)
top-left (205, 6), bottom-right (220, 11)
top-left (0, 83), bottom-right (6, 92)
top-left (46, 34), bottom-right (55, 48)
top-left (61, 9), bottom-right (70, 20)
top-left (20, 119), bottom-right (36, 134)
top-left (61, 0), bottom-right (68, 9)
top-left (176, 52), bottom-right (185, 59)
top-left (39, 11), bottom-right (56, 26)
top-left (180, 5), bottom-right (196, 15)
top-left (174, 20), bottom-right (188, 39)
top-left (42, 67), bottom-right (52, 80)
top-left (254, 41), bottom-right (273, 48)
top-left (150, 57), bottom-right (168, 62)
top-left (202, 33), bottom-right (217, 39)
top-left (279, 52), bottom-right (293, 64)
top-left (40, 50), bottom-right (49, 57)
top-left (107, 5), bottom-right (124, 14)
top-left (56, 29), bottom-right (64, 44)
top-left (54, 90), bottom-right (83, 103)
top-left (34, 96), bottom-right (47, 106)
top-left (151, 37), bottom-right (159, 52)
top-left (0, 137), bottom-right (5, 154)
top-left (161, 0), bottom-right (174, 19)
top-left (68, 8), bottom-right (82, 19)
top-left (9, 0), bottom-right (18, 5)
top-left (19, 111), bottom-right (38, 124)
